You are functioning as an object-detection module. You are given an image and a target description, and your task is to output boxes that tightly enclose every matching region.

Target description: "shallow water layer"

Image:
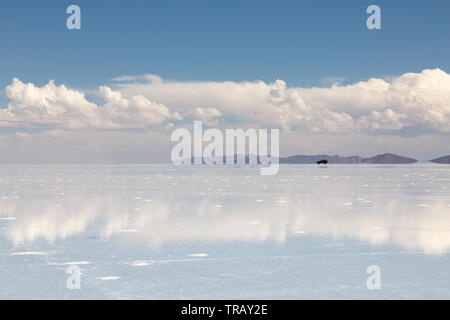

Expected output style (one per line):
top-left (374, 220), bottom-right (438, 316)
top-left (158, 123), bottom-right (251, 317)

top-left (0, 164), bottom-right (449, 299)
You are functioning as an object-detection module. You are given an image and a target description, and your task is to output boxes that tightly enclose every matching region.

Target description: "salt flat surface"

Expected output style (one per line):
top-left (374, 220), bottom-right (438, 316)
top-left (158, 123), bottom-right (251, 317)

top-left (0, 164), bottom-right (449, 299)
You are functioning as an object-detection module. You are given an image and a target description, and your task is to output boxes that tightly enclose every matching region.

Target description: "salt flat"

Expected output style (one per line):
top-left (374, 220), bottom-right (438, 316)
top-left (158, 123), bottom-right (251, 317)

top-left (0, 164), bottom-right (449, 299)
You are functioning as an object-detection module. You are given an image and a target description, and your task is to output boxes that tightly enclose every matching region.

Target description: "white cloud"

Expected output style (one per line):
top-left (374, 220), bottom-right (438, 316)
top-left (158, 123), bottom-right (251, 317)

top-left (2, 69), bottom-right (449, 134)
top-left (6, 188), bottom-right (450, 253)
top-left (0, 78), bottom-right (181, 129)
top-left (185, 107), bottom-right (222, 125)
top-left (296, 69), bottom-right (450, 133)
top-left (267, 79), bottom-right (355, 132)
top-left (0, 69), bottom-right (448, 163)
top-left (356, 109), bottom-right (408, 131)
top-left (115, 68), bottom-right (450, 134)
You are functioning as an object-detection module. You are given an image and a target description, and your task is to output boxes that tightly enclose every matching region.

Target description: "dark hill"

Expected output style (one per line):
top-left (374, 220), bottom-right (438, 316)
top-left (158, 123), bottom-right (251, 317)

top-left (361, 153), bottom-right (417, 164)
top-left (430, 155), bottom-right (450, 164)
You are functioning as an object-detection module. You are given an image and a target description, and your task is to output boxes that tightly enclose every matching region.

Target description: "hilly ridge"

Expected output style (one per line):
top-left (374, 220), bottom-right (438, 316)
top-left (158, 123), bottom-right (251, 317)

top-left (280, 153), bottom-right (418, 164)
top-left (430, 155), bottom-right (450, 164)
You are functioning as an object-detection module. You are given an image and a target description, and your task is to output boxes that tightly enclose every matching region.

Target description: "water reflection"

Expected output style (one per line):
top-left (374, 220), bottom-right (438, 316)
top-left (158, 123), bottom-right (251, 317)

top-left (1, 168), bottom-right (449, 254)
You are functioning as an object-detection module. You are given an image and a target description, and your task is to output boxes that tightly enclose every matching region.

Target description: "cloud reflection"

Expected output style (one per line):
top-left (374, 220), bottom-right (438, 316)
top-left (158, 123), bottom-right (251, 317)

top-left (2, 181), bottom-right (450, 254)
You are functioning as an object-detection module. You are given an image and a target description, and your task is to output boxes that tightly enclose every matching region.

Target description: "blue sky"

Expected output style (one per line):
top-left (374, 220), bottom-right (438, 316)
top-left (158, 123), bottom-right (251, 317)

top-left (1, 0), bottom-right (449, 89)
top-left (0, 0), bottom-right (449, 163)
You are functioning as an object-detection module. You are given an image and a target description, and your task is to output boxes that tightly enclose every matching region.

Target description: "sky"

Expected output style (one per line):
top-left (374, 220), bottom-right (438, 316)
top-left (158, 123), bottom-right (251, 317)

top-left (0, 0), bottom-right (449, 163)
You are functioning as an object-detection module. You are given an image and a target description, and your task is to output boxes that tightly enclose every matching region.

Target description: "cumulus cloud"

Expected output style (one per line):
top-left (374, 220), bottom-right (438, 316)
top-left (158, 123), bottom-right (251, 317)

top-left (115, 68), bottom-right (450, 134)
top-left (0, 69), bottom-right (448, 164)
top-left (296, 69), bottom-right (450, 133)
top-left (185, 107), bottom-right (222, 125)
top-left (267, 79), bottom-right (355, 133)
top-left (0, 78), bottom-right (181, 129)
top-left (0, 68), bottom-right (449, 136)
top-left (356, 109), bottom-right (408, 131)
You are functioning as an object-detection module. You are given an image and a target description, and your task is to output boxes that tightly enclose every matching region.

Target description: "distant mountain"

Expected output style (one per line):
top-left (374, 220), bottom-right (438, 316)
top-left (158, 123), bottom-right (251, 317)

top-left (280, 155), bottom-right (362, 164)
top-left (280, 153), bottom-right (417, 164)
top-left (430, 155), bottom-right (450, 164)
top-left (361, 153), bottom-right (417, 164)
top-left (187, 153), bottom-right (418, 164)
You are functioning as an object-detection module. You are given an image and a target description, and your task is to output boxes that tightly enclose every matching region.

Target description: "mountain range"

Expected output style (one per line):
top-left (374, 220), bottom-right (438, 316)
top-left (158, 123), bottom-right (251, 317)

top-left (280, 153), bottom-right (418, 164)
top-left (189, 153), bottom-right (450, 164)
top-left (430, 155), bottom-right (450, 164)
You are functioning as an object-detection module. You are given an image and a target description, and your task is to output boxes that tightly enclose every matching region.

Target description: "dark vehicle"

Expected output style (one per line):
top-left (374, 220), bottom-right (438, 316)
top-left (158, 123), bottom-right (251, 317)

top-left (316, 159), bottom-right (328, 165)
